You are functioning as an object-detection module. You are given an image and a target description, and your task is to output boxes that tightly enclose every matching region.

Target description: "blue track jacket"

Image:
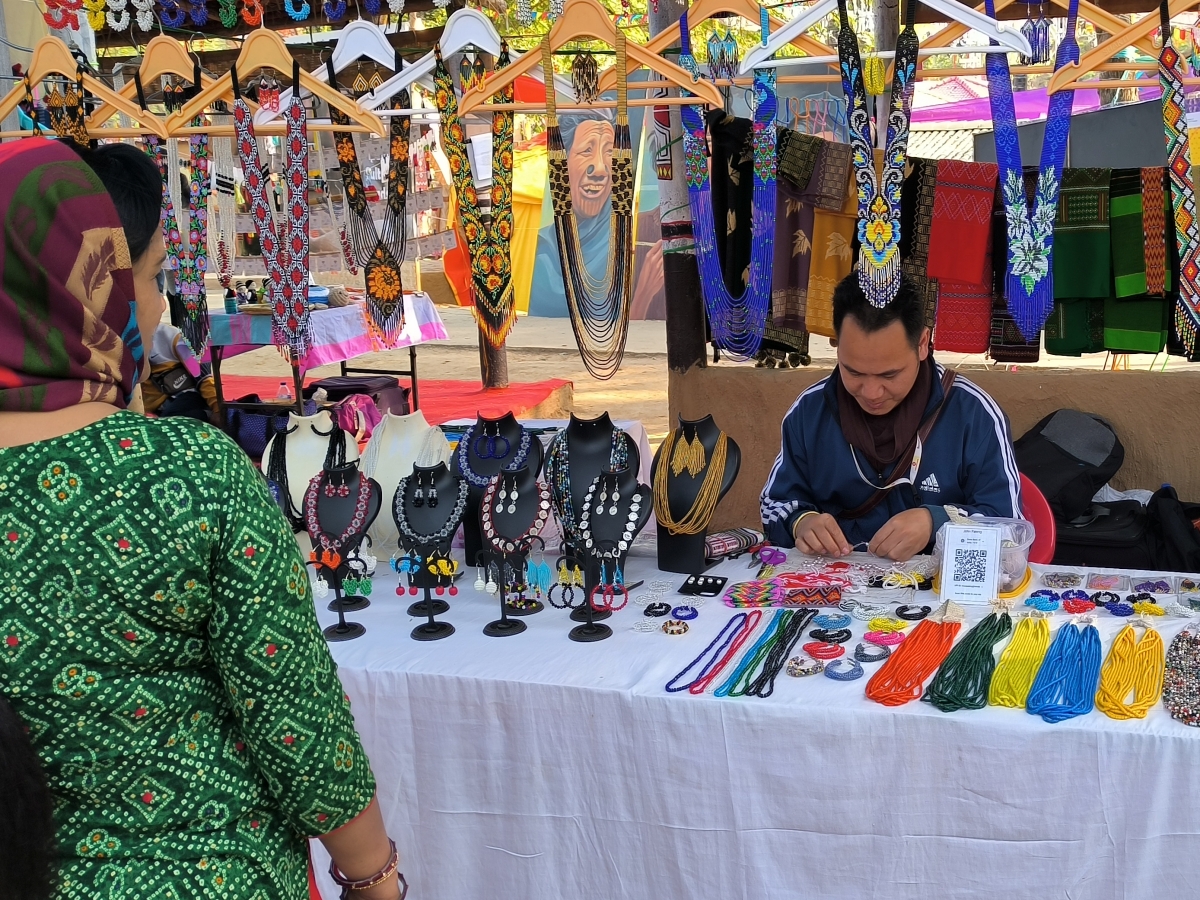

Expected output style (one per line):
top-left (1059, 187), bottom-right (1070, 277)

top-left (760, 363), bottom-right (1023, 548)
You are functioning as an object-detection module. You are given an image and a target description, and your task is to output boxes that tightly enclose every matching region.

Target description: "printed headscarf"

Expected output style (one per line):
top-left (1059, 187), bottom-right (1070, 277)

top-left (0, 138), bottom-right (144, 412)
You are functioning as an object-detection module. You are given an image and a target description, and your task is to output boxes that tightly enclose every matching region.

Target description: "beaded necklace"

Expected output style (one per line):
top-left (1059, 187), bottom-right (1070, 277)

top-left (329, 59), bottom-right (410, 349)
top-left (652, 430), bottom-right (729, 535)
top-left (680, 12), bottom-right (776, 359)
top-left (544, 427), bottom-right (630, 544)
top-left (265, 422), bottom-right (348, 531)
top-left (716, 609), bottom-right (787, 697)
top-left (578, 473), bottom-right (643, 555)
top-left (922, 610), bottom-right (1012, 712)
top-left (480, 475), bottom-right (552, 555)
top-left (1025, 620), bottom-right (1102, 723)
top-left (836, 0), bottom-right (919, 307)
top-left (435, 45), bottom-right (517, 348)
top-left (232, 64), bottom-right (311, 359)
top-left (303, 469), bottom-right (373, 569)
top-left (865, 608), bottom-right (963, 707)
top-left (988, 613), bottom-right (1051, 707)
top-left (541, 33), bottom-right (635, 380)
top-left (1163, 621), bottom-right (1200, 726)
top-left (666, 611), bottom-right (762, 694)
top-left (748, 608), bottom-right (815, 698)
top-left (1094, 622), bottom-right (1165, 720)
top-left (393, 476), bottom-right (468, 548)
top-left (985, 0), bottom-right (1080, 340)
top-left (455, 423), bottom-right (531, 488)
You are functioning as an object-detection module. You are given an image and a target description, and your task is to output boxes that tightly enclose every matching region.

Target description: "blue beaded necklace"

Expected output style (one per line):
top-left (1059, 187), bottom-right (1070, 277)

top-left (1025, 620), bottom-right (1102, 723)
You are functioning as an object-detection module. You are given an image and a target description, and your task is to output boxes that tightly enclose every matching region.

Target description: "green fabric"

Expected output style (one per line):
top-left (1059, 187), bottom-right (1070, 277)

top-left (1104, 295), bottom-right (1169, 352)
top-left (1109, 168), bottom-right (1146, 297)
top-left (1045, 297), bottom-right (1105, 356)
top-left (1053, 167), bottom-right (1112, 299)
top-left (0, 413), bottom-right (376, 899)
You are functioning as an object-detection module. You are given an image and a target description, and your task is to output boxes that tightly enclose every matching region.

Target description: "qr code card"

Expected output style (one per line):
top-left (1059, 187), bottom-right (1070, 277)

top-left (939, 525), bottom-right (1002, 604)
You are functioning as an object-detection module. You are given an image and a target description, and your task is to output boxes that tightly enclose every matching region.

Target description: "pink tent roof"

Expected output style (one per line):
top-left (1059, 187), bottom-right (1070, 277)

top-left (911, 86), bottom-right (1108, 125)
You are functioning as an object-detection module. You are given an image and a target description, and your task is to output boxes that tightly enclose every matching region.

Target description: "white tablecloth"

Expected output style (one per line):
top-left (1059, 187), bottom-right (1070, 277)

top-left (309, 554), bottom-right (1200, 900)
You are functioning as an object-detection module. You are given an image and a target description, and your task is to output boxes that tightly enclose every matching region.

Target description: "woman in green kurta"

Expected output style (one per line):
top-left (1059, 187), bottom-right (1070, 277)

top-left (0, 141), bottom-right (402, 898)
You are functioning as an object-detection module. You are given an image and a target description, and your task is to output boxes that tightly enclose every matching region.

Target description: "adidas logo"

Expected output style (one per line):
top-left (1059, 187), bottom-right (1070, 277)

top-left (919, 474), bottom-right (940, 494)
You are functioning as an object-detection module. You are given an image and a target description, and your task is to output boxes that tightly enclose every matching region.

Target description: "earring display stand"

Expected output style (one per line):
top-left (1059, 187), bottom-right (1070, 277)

top-left (570, 464), bottom-right (652, 620)
top-left (480, 548), bottom-right (527, 637)
top-left (305, 462), bottom-right (382, 614)
top-left (393, 462), bottom-right (468, 618)
top-left (316, 564), bottom-right (365, 642)
top-left (410, 543), bottom-right (455, 641)
top-left (572, 547), bottom-right (615, 643)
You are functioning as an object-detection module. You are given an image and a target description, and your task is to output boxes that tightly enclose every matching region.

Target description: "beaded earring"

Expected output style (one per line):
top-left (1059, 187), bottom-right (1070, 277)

top-left (428, 475), bottom-right (438, 509)
top-left (474, 565), bottom-right (486, 592)
top-left (413, 473), bottom-right (424, 508)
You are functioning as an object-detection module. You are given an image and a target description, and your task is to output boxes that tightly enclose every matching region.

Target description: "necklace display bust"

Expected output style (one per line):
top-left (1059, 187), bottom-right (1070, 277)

top-left (362, 410), bottom-right (452, 549)
top-left (264, 410), bottom-right (359, 529)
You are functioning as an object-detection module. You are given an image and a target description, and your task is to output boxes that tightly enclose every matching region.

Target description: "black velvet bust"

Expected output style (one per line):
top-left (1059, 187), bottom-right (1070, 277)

top-left (454, 412), bottom-right (545, 562)
top-left (576, 464), bottom-right (651, 596)
top-left (650, 415), bottom-right (741, 574)
top-left (478, 464), bottom-right (547, 557)
top-left (393, 461), bottom-right (466, 589)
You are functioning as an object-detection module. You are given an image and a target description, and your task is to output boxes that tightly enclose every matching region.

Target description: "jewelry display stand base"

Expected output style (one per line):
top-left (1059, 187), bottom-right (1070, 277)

top-left (324, 621), bottom-right (365, 642)
top-left (569, 622), bottom-right (611, 642)
top-left (408, 598), bottom-right (450, 617)
top-left (412, 621), bottom-right (455, 641)
top-left (484, 618), bottom-right (527, 637)
top-left (505, 600), bottom-right (544, 616)
top-left (571, 606), bottom-right (610, 623)
top-left (330, 595), bottom-right (370, 612)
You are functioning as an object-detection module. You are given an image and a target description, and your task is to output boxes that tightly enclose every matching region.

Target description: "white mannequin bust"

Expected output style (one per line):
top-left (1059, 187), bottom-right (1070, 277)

top-left (360, 410), bottom-right (452, 551)
top-left (263, 410), bottom-right (360, 522)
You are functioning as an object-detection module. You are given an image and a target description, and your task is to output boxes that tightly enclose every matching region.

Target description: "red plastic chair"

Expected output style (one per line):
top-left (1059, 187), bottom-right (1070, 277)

top-left (1020, 473), bottom-right (1056, 564)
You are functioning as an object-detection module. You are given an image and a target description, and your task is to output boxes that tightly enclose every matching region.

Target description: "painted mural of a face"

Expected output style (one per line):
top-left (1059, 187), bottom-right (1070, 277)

top-left (567, 119), bottom-right (614, 219)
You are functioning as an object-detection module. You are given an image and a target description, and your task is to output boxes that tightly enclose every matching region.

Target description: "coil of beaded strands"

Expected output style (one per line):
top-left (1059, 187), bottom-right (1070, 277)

top-left (544, 427), bottom-right (629, 546)
top-left (1025, 589), bottom-right (1060, 612)
top-left (895, 604), bottom-right (930, 621)
top-left (665, 611), bottom-right (762, 693)
top-left (855, 641), bottom-right (891, 663)
top-left (653, 430), bottom-right (730, 536)
top-left (1062, 590), bottom-right (1095, 614)
top-left (988, 614), bottom-right (1052, 708)
top-left (1094, 622), bottom-right (1165, 720)
top-left (716, 609), bottom-right (788, 697)
top-left (865, 603), bottom-right (965, 707)
top-left (824, 658), bottom-right (865, 681)
top-left (1163, 621), bottom-right (1200, 726)
top-left (787, 655), bottom-right (824, 677)
top-left (813, 612), bottom-right (850, 630)
top-left (1025, 620), bottom-right (1103, 723)
top-left (922, 610), bottom-right (1013, 712)
top-left (747, 609), bottom-right (816, 697)
top-left (809, 627), bottom-right (851, 644)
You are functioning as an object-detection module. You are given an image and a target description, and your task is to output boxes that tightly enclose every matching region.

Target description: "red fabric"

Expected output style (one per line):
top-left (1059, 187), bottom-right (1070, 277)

top-left (934, 244), bottom-right (995, 354)
top-left (926, 160), bottom-right (998, 287)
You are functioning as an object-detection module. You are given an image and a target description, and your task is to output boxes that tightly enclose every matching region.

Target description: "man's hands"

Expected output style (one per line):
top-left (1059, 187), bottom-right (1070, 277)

top-left (869, 507), bottom-right (934, 561)
top-left (793, 513), bottom-right (851, 557)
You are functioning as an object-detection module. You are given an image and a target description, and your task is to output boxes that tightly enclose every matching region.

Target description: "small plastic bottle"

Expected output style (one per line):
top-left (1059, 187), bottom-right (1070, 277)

top-left (276, 380), bottom-right (293, 401)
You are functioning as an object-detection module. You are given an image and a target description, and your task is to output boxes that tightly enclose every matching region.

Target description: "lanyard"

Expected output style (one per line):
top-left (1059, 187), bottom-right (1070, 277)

top-left (851, 435), bottom-right (923, 492)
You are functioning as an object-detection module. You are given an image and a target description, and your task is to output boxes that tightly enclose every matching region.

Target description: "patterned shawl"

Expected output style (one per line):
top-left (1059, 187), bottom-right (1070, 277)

top-left (0, 139), bottom-right (143, 412)
top-left (1109, 168), bottom-right (1147, 298)
top-left (1052, 167), bottom-right (1111, 299)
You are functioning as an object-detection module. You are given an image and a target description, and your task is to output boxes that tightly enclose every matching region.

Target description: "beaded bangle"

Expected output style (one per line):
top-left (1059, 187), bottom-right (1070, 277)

top-left (786, 655), bottom-right (824, 677)
top-left (662, 619), bottom-right (690, 635)
top-left (849, 602), bottom-right (891, 622)
top-left (813, 613), bottom-right (851, 630)
top-left (863, 630), bottom-right (906, 646)
top-left (330, 840), bottom-right (400, 892)
top-left (1134, 580), bottom-right (1172, 594)
top-left (1090, 591), bottom-right (1120, 605)
top-left (1025, 591), bottom-right (1060, 612)
top-left (808, 627), bottom-right (851, 644)
top-left (644, 602), bottom-right (671, 617)
top-left (895, 604), bottom-right (931, 621)
top-left (1042, 571), bottom-right (1083, 589)
top-left (1133, 600), bottom-right (1165, 616)
top-left (1105, 601), bottom-right (1134, 617)
top-left (1062, 589), bottom-right (1090, 603)
top-left (633, 620), bottom-right (659, 632)
top-left (672, 605), bottom-right (699, 621)
top-left (823, 658), bottom-right (865, 681)
top-left (1062, 598), bottom-right (1096, 614)
top-left (866, 616), bottom-right (908, 633)
top-left (801, 640), bottom-right (845, 659)
top-left (854, 641), bottom-right (891, 663)
top-left (1128, 592), bottom-right (1154, 604)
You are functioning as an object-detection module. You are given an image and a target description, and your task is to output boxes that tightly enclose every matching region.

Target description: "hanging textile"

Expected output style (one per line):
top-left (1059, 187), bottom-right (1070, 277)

top-left (1110, 168), bottom-right (1148, 297)
top-left (1104, 295), bottom-right (1169, 353)
top-left (772, 174), bottom-right (816, 331)
top-left (936, 245), bottom-right (995, 354)
top-left (1156, 0), bottom-right (1200, 353)
top-left (806, 173), bottom-right (856, 339)
top-left (330, 57), bottom-right (410, 348)
top-left (232, 64), bottom-right (311, 359)
top-left (1142, 167), bottom-right (1170, 296)
top-left (927, 160), bottom-right (998, 286)
top-left (682, 13), bottom-right (776, 360)
top-left (985, 0), bottom-right (1079, 340)
top-left (899, 156), bottom-right (939, 332)
top-left (208, 114), bottom-right (238, 290)
top-left (543, 34), bottom-right (634, 379)
top-left (776, 127), bottom-right (820, 192)
top-left (1044, 297), bottom-right (1104, 356)
top-left (836, 0), bottom-right (919, 307)
top-left (144, 126), bottom-right (211, 356)
top-left (1052, 167), bottom-right (1111, 299)
top-left (989, 171), bottom-right (1040, 362)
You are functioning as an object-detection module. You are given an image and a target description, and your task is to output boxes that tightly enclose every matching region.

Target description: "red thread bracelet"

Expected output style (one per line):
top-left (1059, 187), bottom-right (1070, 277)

top-left (802, 640), bottom-right (845, 660)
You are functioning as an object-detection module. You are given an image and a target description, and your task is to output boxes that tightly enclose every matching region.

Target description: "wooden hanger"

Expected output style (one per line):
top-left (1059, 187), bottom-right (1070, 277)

top-left (596, 0), bottom-right (836, 93)
top-left (457, 0), bottom-right (723, 114)
top-left (0, 36), bottom-right (168, 137)
top-left (168, 28), bottom-right (385, 136)
top-left (86, 35), bottom-right (217, 130)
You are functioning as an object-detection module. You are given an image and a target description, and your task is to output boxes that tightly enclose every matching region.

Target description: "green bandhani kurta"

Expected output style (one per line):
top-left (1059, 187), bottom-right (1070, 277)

top-left (0, 413), bottom-right (376, 899)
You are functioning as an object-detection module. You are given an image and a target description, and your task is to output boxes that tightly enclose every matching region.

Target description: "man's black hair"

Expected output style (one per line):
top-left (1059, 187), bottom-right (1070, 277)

top-left (832, 272), bottom-right (926, 349)
top-left (0, 697), bottom-right (56, 900)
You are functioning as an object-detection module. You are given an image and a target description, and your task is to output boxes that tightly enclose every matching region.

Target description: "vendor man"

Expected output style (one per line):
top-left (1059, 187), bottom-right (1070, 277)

top-left (761, 274), bottom-right (1022, 561)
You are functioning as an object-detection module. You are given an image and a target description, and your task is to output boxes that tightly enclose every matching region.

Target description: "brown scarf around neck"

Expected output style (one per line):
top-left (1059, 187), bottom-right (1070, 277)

top-left (836, 354), bottom-right (934, 475)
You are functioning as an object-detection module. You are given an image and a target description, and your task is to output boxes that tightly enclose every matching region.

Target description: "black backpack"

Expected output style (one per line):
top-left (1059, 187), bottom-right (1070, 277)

top-left (1014, 410), bottom-right (1125, 522)
top-left (1146, 485), bottom-right (1200, 573)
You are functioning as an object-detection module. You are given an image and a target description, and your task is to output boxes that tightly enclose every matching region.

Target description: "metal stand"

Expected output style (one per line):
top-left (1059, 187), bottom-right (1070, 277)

top-left (319, 568), bottom-right (364, 642)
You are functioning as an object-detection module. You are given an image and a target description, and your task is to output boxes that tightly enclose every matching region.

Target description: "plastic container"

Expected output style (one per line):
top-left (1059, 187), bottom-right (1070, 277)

top-left (932, 517), bottom-right (1035, 595)
top-left (276, 380), bottom-right (293, 401)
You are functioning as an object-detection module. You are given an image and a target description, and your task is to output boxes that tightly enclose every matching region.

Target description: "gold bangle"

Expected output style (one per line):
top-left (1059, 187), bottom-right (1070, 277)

top-left (662, 619), bottom-right (689, 635)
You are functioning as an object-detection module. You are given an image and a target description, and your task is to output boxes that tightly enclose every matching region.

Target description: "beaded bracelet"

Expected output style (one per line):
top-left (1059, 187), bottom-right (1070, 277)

top-left (849, 602), bottom-right (891, 622)
top-left (1090, 591), bottom-right (1120, 605)
top-left (633, 620), bottom-right (659, 632)
top-left (801, 640), bottom-right (845, 659)
top-left (854, 641), bottom-right (891, 663)
top-left (1062, 598), bottom-right (1096, 614)
top-left (662, 619), bottom-right (690, 635)
top-left (808, 627), bottom-right (852, 644)
top-left (1062, 589), bottom-right (1090, 603)
top-left (895, 604), bottom-right (931, 621)
top-left (1025, 593), bottom-right (1060, 612)
top-left (786, 655), bottom-right (824, 677)
top-left (672, 605), bottom-right (699, 621)
top-left (1134, 580), bottom-right (1172, 594)
top-left (823, 658), bottom-right (865, 681)
top-left (866, 616), bottom-right (908, 633)
top-left (863, 630), bottom-right (906, 646)
top-left (1042, 571), bottom-right (1083, 589)
top-left (813, 613), bottom-right (851, 630)
top-left (1128, 592), bottom-right (1154, 604)
top-left (330, 840), bottom-right (401, 893)
top-left (1133, 600), bottom-right (1165, 616)
top-left (644, 602), bottom-right (671, 618)
top-left (1105, 601), bottom-right (1134, 617)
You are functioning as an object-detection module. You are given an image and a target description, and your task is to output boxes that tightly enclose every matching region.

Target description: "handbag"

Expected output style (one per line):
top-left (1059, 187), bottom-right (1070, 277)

top-left (150, 364), bottom-right (197, 397)
top-left (225, 394), bottom-right (317, 459)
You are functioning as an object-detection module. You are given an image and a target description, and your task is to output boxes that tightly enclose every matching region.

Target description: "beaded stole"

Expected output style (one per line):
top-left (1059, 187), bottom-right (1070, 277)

top-left (234, 86), bottom-right (311, 359)
top-left (543, 34), bottom-right (635, 380)
top-left (837, 0), bottom-right (918, 308)
top-left (331, 69), bottom-right (409, 349)
top-left (1156, 1), bottom-right (1200, 353)
top-left (145, 126), bottom-right (211, 355)
top-left (434, 46), bottom-right (516, 348)
top-left (681, 14), bottom-right (776, 360)
top-left (985, 0), bottom-right (1078, 341)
